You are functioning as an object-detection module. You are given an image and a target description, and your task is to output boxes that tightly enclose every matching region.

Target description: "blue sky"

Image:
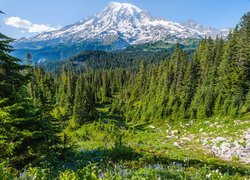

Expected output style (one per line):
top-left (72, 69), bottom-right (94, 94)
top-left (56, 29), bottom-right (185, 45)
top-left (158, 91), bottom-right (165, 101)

top-left (1, 0), bottom-right (249, 39)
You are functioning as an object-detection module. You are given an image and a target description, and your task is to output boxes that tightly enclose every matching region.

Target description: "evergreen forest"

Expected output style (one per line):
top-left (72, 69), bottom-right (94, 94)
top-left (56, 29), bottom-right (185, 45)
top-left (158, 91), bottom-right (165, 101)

top-left (0, 12), bottom-right (250, 179)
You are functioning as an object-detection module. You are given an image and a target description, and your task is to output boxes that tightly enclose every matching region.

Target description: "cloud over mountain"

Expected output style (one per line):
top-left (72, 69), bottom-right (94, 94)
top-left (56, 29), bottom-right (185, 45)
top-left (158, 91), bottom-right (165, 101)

top-left (4, 16), bottom-right (60, 33)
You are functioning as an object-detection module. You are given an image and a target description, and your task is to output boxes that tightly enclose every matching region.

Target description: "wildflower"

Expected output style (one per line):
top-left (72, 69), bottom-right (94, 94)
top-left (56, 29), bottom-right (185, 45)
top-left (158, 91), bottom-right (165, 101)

top-left (99, 172), bottom-right (105, 179)
top-left (149, 125), bottom-right (155, 129)
top-left (206, 173), bottom-right (211, 178)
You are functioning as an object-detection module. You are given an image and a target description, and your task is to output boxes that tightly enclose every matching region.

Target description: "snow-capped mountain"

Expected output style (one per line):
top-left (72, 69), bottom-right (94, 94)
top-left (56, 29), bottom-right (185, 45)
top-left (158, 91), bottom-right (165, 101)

top-left (181, 19), bottom-right (229, 39)
top-left (16, 2), bottom-right (229, 46)
top-left (12, 2), bottom-right (230, 62)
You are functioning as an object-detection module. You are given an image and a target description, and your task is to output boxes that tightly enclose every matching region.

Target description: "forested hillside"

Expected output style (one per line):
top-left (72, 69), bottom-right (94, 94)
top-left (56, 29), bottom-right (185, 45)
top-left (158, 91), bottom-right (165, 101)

top-left (0, 12), bottom-right (249, 179)
top-left (40, 39), bottom-right (198, 72)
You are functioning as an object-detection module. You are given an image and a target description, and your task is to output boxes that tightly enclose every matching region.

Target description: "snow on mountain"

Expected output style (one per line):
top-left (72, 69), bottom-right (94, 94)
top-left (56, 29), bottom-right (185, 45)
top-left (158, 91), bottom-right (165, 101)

top-left (15, 2), bottom-right (229, 47)
top-left (181, 20), bottom-right (229, 39)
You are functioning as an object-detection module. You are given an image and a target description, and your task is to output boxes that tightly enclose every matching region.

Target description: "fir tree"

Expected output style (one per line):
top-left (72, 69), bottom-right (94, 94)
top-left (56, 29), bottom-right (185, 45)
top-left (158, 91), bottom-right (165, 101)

top-left (0, 34), bottom-right (59, 169)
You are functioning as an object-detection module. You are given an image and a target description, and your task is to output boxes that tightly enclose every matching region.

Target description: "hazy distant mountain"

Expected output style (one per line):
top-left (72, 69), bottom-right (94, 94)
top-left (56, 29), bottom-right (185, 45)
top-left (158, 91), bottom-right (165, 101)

top-left (12, 2), bottom-right (229, 62)
top-left (181, 19), bottom-right (229, 39)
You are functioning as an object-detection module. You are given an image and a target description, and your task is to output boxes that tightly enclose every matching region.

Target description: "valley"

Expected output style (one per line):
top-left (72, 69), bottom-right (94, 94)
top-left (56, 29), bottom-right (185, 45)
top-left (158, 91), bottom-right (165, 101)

top-left (0, 1), bottom-right (250, 179)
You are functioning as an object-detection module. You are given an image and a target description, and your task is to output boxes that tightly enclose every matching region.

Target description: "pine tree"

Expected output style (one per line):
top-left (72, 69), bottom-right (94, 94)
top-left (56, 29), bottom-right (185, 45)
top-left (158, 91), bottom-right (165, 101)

top-left (179, 61), bottom-right (196, 118)
top-left (0, 33), bottom-right (27, 100)
top-left (0, 34), bottom-right (59, 169)
top-left (56, 66), bottom-right (75, 120)
top-left (71, 76), bottom-right (97, 128)
top-left (167, 44), bottom-right (188, 120)
top-left (25, 52), bottom-right (32, 65)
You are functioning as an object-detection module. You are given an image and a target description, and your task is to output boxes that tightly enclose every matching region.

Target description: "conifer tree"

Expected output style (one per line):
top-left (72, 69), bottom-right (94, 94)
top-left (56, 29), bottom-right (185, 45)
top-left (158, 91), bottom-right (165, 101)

top-left (26, 52), bottom-right (32, 65)
top-left (0, 33), bottom-right (27, 100)
top-left (71, 76), bottom-right (97, 128)
top-left (0, 33), bottom-right (59, 169)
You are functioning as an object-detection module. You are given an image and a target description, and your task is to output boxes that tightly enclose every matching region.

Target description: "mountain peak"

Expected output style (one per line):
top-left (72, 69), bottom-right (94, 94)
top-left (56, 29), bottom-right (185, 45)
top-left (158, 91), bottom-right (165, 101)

top-left (107, 2), bottom-right (142, 12)
top-left (181, 19), bottom-right (203, 29)
top-left (15, 2), bottom-right (229, 48)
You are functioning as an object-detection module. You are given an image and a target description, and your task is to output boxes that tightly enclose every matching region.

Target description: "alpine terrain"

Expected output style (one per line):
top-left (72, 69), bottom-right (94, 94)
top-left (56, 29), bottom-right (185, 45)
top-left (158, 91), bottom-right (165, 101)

top-left (12, 2), bottom-right (229, 62)
top-left (1, 1), bottom-right (250, 179)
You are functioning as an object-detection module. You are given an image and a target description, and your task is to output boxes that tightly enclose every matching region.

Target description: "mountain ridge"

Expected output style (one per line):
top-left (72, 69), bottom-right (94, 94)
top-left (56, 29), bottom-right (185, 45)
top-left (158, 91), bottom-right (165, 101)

top-left (15, 2), bottom-right (229, 45)
top-left (12, 2), bottom-right (230, 62)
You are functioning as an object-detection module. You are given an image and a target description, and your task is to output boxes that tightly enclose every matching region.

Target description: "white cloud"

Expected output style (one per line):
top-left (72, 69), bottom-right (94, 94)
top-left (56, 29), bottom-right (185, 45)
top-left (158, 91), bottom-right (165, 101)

top-left (4, 16), bottom-right (59, 33)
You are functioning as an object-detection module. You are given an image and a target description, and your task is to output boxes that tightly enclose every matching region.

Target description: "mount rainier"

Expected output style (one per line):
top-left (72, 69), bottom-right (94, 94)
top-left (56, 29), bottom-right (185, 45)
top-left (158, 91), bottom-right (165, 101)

top-left (12, 2), bottom-right (229, 62)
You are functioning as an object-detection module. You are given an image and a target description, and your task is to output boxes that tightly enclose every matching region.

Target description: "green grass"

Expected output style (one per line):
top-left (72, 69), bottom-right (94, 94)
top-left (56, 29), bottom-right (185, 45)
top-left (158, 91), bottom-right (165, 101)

top-left (2, 103), bottom-right (250, 179)
top-left (64, 104), bottom-right (249, 179)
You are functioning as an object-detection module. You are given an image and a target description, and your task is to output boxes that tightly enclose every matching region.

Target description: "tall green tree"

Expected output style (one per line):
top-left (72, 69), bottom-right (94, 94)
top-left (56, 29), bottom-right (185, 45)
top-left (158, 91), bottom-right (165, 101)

top-left (71, 76), bottom-right (97, 128)
top-left (26, 52), bottom-right (32, 65)
top-left (0, 33), bottom-right (60, 169)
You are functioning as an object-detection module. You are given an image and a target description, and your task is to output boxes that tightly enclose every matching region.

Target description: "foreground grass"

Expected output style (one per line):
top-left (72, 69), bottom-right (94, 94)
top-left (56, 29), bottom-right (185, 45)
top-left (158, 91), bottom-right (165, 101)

top-left (2, 104), bottom-right (250, 179)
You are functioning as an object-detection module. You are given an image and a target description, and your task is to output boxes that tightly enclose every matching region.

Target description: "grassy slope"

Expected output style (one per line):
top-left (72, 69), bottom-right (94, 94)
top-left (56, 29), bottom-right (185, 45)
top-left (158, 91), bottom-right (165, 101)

top-left (63, 103), bottom-right (250, 179)
top-left (4, 103), bottom-right (249, 179)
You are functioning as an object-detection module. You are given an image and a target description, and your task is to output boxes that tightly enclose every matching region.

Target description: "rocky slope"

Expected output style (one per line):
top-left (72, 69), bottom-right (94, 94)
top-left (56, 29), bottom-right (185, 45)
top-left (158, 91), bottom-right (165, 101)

top-left (164, 119), bottom-right (250, 164)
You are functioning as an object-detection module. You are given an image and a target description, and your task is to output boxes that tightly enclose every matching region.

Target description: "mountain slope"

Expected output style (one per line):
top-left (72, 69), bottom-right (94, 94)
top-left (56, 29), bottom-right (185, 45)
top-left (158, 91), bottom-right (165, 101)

top-left (12, 2), bottom-right (229, 62)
